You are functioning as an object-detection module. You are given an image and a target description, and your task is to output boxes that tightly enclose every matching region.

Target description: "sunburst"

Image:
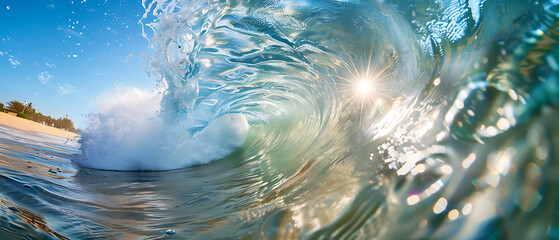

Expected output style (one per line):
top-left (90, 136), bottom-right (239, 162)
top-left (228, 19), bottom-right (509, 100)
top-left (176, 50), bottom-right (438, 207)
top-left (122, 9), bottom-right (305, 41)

top-left (337, 42), bottom-right (398, 119)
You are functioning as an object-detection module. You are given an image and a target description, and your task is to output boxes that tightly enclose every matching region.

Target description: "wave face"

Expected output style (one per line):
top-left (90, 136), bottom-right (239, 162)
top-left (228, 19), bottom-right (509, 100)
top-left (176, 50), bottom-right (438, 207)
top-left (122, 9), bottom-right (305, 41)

top-left (50, 0), bottom-right (559, 238)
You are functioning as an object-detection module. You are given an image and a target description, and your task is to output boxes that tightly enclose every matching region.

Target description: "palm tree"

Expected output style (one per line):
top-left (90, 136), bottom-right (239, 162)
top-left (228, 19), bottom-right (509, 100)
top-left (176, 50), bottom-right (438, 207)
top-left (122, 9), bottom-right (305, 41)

top-left (6, 100), bottom-right (24, 113)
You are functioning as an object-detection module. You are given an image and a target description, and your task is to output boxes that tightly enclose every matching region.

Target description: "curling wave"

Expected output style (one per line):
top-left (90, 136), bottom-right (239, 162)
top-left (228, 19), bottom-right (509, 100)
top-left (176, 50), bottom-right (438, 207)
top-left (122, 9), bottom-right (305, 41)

top-left (68, 0), bottom-right (559, 238)
top-left (78, 0), bottom-right (425, 171)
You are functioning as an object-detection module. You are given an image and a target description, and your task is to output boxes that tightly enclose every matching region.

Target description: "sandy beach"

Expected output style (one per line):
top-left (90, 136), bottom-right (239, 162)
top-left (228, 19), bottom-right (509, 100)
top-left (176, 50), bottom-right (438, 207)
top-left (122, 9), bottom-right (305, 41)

top-left (0, 112), bottom-right (80, 139)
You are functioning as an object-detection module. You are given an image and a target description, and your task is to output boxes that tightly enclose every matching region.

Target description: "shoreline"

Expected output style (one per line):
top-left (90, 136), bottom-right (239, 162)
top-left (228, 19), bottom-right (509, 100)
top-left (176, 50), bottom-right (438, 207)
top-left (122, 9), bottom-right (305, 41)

top-left (0, 112), bottom-right (80, 139)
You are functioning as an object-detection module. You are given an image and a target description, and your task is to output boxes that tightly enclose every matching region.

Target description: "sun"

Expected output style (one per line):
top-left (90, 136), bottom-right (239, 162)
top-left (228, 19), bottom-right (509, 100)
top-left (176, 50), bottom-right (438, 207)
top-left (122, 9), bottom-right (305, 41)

top-left (355, 78), bottom-right (373, 96)
top-left (337, 42), bottom-right (398, 116)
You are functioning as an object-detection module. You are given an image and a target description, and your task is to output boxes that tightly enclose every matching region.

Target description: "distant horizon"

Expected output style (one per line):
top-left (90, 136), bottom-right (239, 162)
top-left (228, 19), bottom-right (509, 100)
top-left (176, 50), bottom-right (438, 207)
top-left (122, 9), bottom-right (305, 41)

top-left (0, 0), bottom-right (158, 129)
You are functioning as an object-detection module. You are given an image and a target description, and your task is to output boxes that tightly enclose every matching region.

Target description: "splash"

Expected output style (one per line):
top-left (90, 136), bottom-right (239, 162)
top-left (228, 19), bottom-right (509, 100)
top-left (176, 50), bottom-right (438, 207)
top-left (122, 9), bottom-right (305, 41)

top-left (77, 88), bottom-right (248, 170)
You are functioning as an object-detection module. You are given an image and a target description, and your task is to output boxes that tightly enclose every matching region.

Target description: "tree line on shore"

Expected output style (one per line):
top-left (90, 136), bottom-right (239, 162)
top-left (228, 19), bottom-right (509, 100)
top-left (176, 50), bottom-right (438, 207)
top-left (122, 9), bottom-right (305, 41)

top-left (0, 100), bottom-right (78, 133)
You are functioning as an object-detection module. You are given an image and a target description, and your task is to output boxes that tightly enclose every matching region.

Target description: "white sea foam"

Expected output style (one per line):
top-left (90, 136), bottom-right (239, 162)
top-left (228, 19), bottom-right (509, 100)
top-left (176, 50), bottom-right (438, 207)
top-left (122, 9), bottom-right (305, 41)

top-left (77, 88), bottom-right (249, 171)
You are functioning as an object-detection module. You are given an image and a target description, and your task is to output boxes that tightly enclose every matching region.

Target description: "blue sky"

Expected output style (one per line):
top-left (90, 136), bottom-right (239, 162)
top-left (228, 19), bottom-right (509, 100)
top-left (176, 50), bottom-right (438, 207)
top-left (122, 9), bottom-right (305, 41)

top-left (0, 0), bottom-right (157, 129)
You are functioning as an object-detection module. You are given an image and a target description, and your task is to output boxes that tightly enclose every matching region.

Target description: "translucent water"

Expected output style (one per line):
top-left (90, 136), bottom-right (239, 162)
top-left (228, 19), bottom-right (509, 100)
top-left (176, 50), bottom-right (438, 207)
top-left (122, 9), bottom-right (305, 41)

top-left (2, 0), bottom-right (559, 239)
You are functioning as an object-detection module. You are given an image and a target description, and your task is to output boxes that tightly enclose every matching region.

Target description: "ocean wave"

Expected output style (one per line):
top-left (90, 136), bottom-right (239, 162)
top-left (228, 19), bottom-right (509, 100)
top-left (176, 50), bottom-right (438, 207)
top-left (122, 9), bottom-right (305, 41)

top-left (64, 0), bottom-right (559, 238)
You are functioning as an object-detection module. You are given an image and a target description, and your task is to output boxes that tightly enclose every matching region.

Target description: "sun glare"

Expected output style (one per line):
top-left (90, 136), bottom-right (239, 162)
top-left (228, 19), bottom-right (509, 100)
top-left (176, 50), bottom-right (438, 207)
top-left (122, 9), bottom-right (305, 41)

top-left (335, 42), bottom-right (400, 124)
top-left (337, 41), bottom-right (398, 118)
top-left (356, 79), bottom-right (373, 96)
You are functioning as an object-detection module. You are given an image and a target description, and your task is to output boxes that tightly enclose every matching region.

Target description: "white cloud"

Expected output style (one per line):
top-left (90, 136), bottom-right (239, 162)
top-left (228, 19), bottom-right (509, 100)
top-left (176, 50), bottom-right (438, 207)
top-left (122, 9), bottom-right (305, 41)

top-left (46, 3), bottom-right (54, 9)
top-left (93, 70), bottom-right (104, 76)
top-left (38, 71), bottom-right (53, 84)
top-left (57, 83), bottom-right (77, 95)
top-left (8, 55), bottom-right (21, 68)
top-left (45, 62), bottom-right (56, 68)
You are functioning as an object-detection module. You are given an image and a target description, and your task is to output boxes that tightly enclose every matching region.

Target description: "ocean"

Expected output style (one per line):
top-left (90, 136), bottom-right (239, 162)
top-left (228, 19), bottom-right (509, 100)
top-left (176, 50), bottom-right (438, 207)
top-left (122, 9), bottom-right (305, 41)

top-left (1, 0), bottom-right (559, 239)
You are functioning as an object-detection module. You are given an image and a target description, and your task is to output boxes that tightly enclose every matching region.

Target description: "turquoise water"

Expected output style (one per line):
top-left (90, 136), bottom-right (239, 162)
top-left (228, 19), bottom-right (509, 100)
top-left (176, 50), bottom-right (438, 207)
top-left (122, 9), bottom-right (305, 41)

top-left (2, 0), bottom-right (559, 238)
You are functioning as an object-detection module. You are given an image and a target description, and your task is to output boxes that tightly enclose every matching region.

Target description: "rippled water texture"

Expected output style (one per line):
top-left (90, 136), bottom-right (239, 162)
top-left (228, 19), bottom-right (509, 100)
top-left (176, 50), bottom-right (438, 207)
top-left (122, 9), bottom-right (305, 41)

top-left (2, 0), bottom-right (559, 239)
